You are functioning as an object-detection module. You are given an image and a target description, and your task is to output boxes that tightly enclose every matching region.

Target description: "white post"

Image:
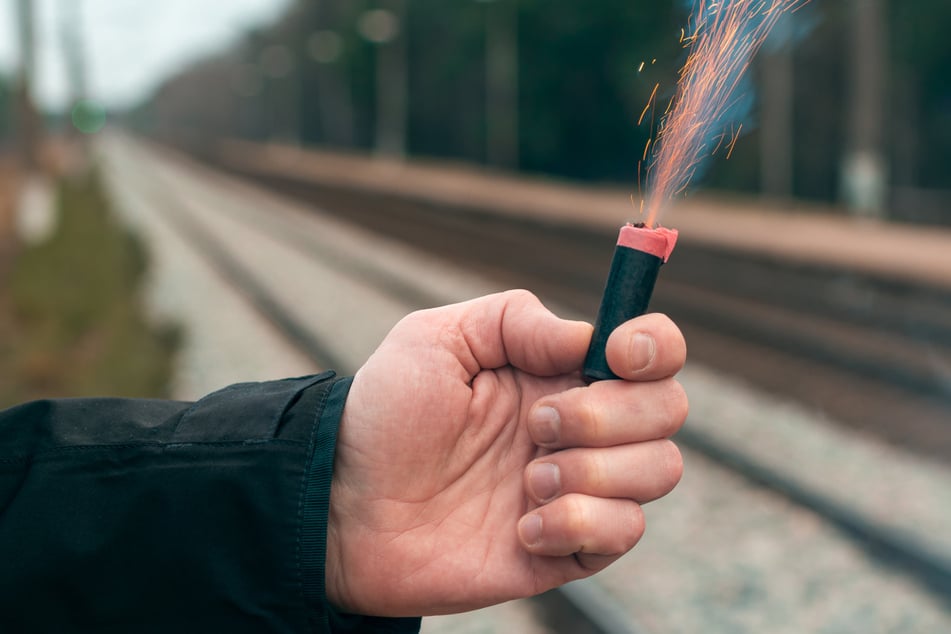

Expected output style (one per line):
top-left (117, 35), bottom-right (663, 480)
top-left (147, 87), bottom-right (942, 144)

top-left (840, 0), bottom-right (889, 217)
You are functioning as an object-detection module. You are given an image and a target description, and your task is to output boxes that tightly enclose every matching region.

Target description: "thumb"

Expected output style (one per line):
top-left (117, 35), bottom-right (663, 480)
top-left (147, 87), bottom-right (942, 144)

top-left (454, 290), bottom-right (592, 377)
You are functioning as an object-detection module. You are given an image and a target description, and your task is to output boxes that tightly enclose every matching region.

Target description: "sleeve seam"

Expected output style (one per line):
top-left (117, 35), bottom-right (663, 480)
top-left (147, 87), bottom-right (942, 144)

top-left (0, 439), bottom-right (307, 464)
top-left (296, 375), bottom-right (352, 633)
top-left (295, 376), bottom-right (337, 633)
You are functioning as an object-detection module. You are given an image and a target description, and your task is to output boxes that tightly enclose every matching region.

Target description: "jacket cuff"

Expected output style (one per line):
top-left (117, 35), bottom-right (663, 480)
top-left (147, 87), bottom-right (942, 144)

top-left (299, 376), bottom-right (421, 634)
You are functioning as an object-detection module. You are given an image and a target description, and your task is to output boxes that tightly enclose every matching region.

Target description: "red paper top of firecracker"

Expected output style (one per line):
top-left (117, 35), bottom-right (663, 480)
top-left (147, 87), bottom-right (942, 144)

top-left (617, 224), bottom-right (679, 262)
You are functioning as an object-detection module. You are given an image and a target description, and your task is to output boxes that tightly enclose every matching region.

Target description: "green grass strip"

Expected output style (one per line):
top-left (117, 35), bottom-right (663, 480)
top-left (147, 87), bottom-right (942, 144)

top-left (1, 167), bottom-right (179, 406)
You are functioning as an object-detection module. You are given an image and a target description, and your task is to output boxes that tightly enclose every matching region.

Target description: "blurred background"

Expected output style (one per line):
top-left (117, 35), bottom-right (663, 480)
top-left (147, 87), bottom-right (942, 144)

top-left (1, 1), bottom-right (950, 632)
top-left (3, 0), bottom-right (950, 214)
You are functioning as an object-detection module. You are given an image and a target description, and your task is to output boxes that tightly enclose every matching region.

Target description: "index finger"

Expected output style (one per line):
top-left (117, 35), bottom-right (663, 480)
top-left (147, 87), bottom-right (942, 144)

top-left (604, 313), bottom-right (686, 381)
top-left (527, 377), bottom-right (688, 449)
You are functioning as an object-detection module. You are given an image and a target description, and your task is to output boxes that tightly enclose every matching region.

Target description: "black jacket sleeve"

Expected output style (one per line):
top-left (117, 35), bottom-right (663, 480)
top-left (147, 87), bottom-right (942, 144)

top-left (0, 371), bottom-right (421, 634)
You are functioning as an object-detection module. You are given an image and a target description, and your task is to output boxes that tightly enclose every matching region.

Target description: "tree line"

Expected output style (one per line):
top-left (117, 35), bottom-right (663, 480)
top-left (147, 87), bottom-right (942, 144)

top-left (17, 0), bottom-right (951, 223)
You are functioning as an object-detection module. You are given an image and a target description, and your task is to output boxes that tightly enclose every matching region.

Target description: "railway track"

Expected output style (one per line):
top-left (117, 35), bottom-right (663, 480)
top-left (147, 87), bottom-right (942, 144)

top-left (102, 137), bottom-right (951, 630)
top-left (201, 166), bottom-right (951, 611)
top-left (222, 167), bottom-right (951, 464)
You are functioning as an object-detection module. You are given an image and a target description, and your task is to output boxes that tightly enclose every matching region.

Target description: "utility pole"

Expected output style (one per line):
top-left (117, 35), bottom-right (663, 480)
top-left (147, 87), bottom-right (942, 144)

top-left (15, 0), bottom-right (41, 170)
top-left (259, 44), bottom-right (298, 144)
top-left (480, 0), bottom-right (519, 169)
top-left (308, 28), bottom-right (354, 146)
top-left (60, 0), bottom-right (87, 107)
top-left (359, 1), bottom-right (408, 158)
top-left (840, 0), bottom-right (888, 217)
top-left (759, 19), bottom-right (794, 201)
top-left (60, 0), bottom-right (91, 150)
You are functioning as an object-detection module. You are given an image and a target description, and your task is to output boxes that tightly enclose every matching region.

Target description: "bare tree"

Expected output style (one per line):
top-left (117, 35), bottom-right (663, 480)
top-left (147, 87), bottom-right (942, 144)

top-left (308, 3), bottom-right (355, 147)
top-left (482, 0), bottom-right (519, 170)
top-left (759, 19), bottom-right (794, 200)
top-left (15, 0), bottom-right (41, 170)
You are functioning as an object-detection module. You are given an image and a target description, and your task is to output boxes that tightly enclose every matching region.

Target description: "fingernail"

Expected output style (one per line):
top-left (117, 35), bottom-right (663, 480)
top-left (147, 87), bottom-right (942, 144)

top-left (529, 463), bottom-right (561, 503)
top-left (631, 333), bottom-right (656, 373)
top-left (529, 406), bottom-right (560, 446)
top-left (519, 514), bottom-right (543, 547)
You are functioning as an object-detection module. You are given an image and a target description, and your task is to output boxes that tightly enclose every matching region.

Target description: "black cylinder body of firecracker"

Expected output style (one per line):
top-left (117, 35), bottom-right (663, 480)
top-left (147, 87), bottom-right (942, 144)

top-left (582, 244), bottom-right (664, 383)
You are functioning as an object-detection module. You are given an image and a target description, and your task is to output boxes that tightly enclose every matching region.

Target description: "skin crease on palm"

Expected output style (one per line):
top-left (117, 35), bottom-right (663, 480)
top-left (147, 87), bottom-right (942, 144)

top-left (324, 290), bottom-right (688, 617)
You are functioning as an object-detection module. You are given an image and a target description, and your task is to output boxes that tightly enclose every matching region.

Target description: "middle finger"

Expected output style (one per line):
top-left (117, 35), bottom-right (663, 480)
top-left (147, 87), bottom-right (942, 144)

top-left (524, 439), bottom-right (684, 506)
top-left (527, 378), bottom-right (688, 450)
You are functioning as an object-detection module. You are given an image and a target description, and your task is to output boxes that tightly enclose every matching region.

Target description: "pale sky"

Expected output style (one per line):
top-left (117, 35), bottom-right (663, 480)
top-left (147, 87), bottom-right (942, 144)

top-left (0, 0), bottom-right (292, 110)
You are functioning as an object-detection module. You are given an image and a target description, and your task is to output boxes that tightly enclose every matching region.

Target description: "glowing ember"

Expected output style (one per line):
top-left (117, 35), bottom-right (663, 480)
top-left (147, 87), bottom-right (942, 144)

top-left (641, 0), bottom-right (808, 227)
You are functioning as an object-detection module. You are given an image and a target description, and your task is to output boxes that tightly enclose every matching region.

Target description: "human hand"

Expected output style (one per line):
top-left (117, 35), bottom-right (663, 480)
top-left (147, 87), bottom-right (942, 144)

top-left (327, 290), bottom-right (687, 617)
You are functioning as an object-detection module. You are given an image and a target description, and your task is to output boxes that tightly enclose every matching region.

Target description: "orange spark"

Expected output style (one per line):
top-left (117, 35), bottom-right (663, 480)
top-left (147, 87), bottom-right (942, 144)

top-left (725, 123), bottom-right (744, 159)
top-left (711, 131), bottom-right (728, 155)
top-left (640, 0), bottom-right (809, 227)
top-left (638, 83), bottom-right (660, 126)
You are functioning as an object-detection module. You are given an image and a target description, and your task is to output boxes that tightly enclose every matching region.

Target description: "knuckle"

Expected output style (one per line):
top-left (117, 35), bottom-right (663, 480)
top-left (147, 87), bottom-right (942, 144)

top-left (653, 312), bottom-right (686, 355)
top-left (630, 503), bottom-right (646, 535)
top-left (617, 530), bottom-right (638, 553)
top-left (394, 308), bottom-right (427, 331)
top-left (578, 398), bottom-right (602, 442)
top-left (563, 495), bottom-right (593, 534)
top-left (503, 288), bottom-right (539, 306)
top-left (620, 504), bottom-right (646, 550)
top-left (585, 452), bottom-right (608, 492)
top-left (437, 321), bottom-right (465, 349)
top-left (394, 306), bottom-right (444, 339)
top-left (659, 440), bottom-right (684, 486)
top-left (660, 379), bottom-right (689, 435)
